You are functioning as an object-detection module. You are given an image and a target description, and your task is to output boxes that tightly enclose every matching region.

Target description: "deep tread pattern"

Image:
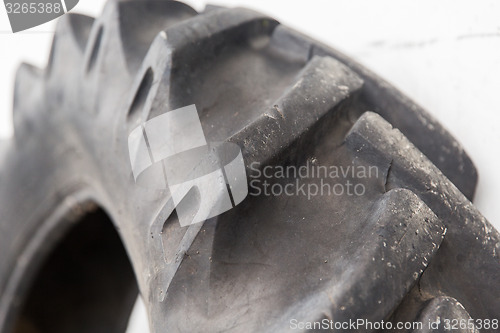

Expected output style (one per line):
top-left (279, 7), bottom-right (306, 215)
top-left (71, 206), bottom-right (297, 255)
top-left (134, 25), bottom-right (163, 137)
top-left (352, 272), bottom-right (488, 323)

top-left (79, 1), bottom-right (196, 113)
top-left (130, 7), bottom-right (281, 122)
top-left (44, 14), bottom-right (94, 114)
top-left (117, 1), bottom-right (198, 72)
top-left (46, 14), bottom-right (94, 80)
top-left (145, 54), bottom-right (364, 303)
top-left (155, 187), bottom-right (445, 332)
top-left (1, 2), bottom-right (497, 333)
top-left (274, 25), bottom-right (478, 200)
top-left (50, 13), bottom-right (94, 66)
top-left (230, 55), bottom-right (364, 168)
top-left (305, 189), bottom-right (445, 330)
top-left (345, 112), bottom-right (499, 321)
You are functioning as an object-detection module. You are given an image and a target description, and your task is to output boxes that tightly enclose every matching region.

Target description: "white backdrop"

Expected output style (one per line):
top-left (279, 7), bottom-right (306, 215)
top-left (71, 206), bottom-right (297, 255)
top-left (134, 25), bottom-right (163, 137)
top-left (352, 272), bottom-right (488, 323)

top-left (1, 1), bottom-right (499, 331)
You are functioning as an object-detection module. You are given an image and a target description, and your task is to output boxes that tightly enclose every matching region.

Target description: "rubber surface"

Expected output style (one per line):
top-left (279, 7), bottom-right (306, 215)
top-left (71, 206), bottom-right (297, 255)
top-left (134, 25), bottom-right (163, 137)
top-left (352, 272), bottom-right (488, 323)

top-left (0, 1), bottom-right (498, 332)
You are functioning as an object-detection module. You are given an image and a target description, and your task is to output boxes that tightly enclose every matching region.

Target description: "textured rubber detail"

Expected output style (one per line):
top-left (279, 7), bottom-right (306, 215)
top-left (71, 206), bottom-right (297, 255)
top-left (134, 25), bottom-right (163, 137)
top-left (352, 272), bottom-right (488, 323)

top-left (272, 25), bottom-right (478, 200)
top-left (46, 13), bottom-right (94, 78)
top-left (116, 1), bottom-right (197, 72)
top-left (279, 189), bottom-right (446, 331)
top-left (415, 297), bottom-right (474, 333)
top-left (0, 2), bottom-right (498, 333)
top-left (155, 187), bottom-right (445, 332)
top-left (44, 14), bottom-right (94, 115)
top-left (147, 54), bottom-right (363, 303)
top-left (230, 56), bottom-right (364, 167)
top-left (345, 112), bottom-right (499, 322)
top-left (128, 8), bottom-right (281, 125)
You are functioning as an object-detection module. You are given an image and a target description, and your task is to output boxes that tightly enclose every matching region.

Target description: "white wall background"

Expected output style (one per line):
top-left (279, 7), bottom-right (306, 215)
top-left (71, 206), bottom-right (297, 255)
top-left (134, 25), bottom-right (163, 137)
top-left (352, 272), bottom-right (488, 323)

top-left (1, 1), bottom-right (499, 331)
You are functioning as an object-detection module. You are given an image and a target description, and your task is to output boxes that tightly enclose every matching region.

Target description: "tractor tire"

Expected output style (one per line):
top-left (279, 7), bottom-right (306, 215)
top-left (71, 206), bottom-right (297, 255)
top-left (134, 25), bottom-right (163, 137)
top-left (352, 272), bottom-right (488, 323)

top-left (0, 1), bottom-right (498, 332)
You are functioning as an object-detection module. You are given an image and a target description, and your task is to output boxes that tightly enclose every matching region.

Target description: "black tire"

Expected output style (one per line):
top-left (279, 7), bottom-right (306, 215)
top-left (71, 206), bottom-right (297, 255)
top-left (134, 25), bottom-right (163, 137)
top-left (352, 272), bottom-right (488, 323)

top-left (0, 1), bottom-right (498, 333)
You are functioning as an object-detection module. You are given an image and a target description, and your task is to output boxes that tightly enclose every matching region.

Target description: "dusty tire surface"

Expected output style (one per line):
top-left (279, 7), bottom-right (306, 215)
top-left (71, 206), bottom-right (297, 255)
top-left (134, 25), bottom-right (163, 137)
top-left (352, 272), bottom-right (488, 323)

top-left (0, 1), bottom-right (498, 332)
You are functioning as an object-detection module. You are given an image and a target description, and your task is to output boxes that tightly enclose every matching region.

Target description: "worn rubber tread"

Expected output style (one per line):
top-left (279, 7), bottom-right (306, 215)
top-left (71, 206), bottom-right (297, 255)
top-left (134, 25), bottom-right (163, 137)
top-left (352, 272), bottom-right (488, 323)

top-left (345, 111), bottom-right (499, 322)
top-left (272, 25), bottom-right (478, 200)
top-left (0, 2), bottom-right (497, 333)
